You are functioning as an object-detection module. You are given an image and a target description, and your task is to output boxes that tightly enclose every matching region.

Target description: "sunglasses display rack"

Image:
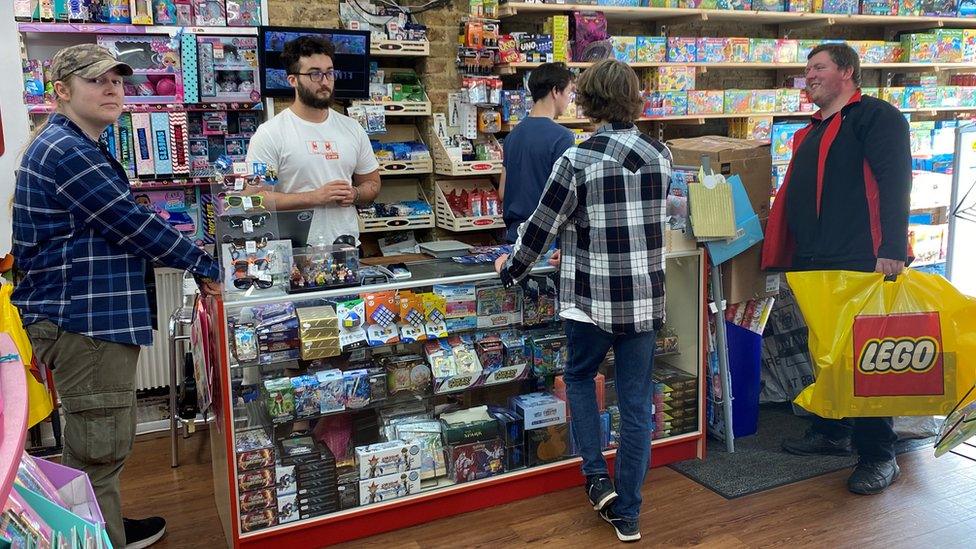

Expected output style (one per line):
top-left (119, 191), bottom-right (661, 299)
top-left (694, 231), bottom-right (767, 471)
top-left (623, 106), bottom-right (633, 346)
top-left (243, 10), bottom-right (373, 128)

top-left (213, 160), bottom-right (289, 300)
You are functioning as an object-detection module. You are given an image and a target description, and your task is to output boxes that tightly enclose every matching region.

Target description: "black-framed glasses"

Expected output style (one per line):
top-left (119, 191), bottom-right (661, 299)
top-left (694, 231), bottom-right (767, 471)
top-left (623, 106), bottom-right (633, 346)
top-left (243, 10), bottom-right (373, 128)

top-left (289, 69), bottom-right (337, 82)
top-left (224, 213), bottom-right (270, 230)
top-left (233, 277), bottom-right (275, 290)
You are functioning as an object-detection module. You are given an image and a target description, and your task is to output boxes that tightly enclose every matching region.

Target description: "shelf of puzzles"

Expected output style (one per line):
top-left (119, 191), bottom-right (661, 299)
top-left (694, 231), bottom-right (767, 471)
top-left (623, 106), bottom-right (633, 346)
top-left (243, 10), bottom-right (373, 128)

top-left (483, 0), bottom-right (975, 441)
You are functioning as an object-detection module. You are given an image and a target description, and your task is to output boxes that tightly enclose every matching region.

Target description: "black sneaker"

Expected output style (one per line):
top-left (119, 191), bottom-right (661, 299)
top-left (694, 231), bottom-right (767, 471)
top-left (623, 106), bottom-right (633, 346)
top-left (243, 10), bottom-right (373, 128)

top-left (124, 517), bottom-right (166, 549)
top-left (586, 475), bottom-right (618, 511)
top-left (781, 430), bottom-right (853, 457)
top-left (599, 504), bottom-right (641, 543)
top-left (847, 459), bottom-right (900, 495)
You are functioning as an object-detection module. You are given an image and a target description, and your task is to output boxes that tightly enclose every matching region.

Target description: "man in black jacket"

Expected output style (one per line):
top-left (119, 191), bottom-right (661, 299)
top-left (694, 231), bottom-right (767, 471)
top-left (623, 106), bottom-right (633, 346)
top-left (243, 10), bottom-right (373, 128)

top-left (762, 43), bottom-right (912, 495)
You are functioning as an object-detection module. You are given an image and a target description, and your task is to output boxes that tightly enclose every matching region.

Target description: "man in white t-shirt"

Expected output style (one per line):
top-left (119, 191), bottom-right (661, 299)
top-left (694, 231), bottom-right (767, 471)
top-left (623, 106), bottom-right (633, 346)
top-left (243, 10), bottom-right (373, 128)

top-left (246, 35), bottom-right (380, 244)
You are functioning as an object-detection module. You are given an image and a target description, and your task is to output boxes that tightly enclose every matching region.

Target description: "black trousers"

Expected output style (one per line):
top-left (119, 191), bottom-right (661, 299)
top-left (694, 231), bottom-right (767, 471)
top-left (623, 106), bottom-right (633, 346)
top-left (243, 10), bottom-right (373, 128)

top-left (810, 416), bottom-right (897, 461)
top-left (791, 255), bottom-right (898, 462)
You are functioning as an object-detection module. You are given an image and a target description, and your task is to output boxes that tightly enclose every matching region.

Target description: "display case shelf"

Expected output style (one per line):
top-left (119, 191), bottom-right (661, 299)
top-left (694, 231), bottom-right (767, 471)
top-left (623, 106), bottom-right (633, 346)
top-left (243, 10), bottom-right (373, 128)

top-left (208, 249), bottom-right (707, 547)
top-left (352, 98), bottom-right (433, 117)
top-left (358, 178), bottom-right (435, 233)
top-left (431, 134), bottom-right (503, 176)
top-left (374, 126), bottom-right (434, 176)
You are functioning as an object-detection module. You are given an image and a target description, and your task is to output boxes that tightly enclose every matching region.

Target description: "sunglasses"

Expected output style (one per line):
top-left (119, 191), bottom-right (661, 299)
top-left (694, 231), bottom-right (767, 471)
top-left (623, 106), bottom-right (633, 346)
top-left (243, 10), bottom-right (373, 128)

top-left (222, 230), bottom-right (273, 244)
top-left (233, 277), bottom-right (275, 291)
top-left (224, 213), bottom-right (270, 230)
top-left (223, 195), bottom-right (264, 210)
top-left (233, 257), bottom-right (269, 273)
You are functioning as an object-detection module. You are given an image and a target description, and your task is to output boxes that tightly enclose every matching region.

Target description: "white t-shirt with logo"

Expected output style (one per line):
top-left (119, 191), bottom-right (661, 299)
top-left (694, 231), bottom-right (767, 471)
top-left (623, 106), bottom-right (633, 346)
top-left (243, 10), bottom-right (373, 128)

top-left (245, 107), bottom-right (379, 245)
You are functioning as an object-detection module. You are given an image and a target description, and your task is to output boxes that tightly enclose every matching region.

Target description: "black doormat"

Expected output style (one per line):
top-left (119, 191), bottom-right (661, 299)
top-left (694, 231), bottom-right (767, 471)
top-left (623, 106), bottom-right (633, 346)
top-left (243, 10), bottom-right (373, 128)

top-left (669, 403), bottom-right (934, 499)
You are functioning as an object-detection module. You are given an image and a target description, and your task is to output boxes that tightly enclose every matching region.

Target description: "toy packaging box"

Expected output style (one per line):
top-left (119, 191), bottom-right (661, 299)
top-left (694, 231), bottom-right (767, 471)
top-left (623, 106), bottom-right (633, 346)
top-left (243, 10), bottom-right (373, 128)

top-left (238, 468), bottom-right (275, 494)
top-left (749, 39), bottom-right (776, 63)
top-left (935, 29), bottom-right (964, 63)
top-left (528, 333), bottom-right (567, 375)
top-left (964, 30), bottom-right (976, 62)
top-left (796, 39), bottom-right (821, 62)
top-left (860, 0), bottom-right (899, 14)
top-left (717, 0), bottom-right (753, 6)
top-left (776, 88), bottom-right (802, 113)
top-left (901, 33), bottom-right (937, 63)
top-left (653, 66), bottom-right (696, 91)
top-left (920, 0), bottom-right (958, 15)
top-left (611, 36), bottom-right (637, 63)
top-left (196, 36), bottom-right (261, 103)
top-left (226, 0), bottom-right (261, 26)
top-left (355, 441), bottom-right (422, 479)
top-left (724, 89), bottom-right (753, 114)
top-left (510, 392), bottom-right (567, 430)
top-left (753, 0), bottom-right (785, 8)
top-left (525, 424), bottom-right (572, 466)
top-left (264, 378), bottom-right (295, 423)
top-left (769, 122), bottom-right (806, 162)
top-left (727, 37), bottom-right (751, 64)
top-left (960, 0), bottom-right (976, 16)
top-left (816, 0), bottom-right (859, 12)
top-left (773, 39), bottom-right (798, 64)
top-left (235, 430), bottom-right (276, 472)
top-left (688, 90), bottom-right (726, 114)
top-left (447, 439), bottom-right (506, 483)
top-left (881, 87), bottom-right (906, 108)
top-left (899, 0), bottom-right (922, 14)
top-left (786, 0), bottom-right (813, 9)
top-left (636, 36), bottom-right (667, 62)
top-left (358, 470), bottom-right (421, 505)
top-left (667, 37), bottom-right (697, 63)
top-left (696, 37), bottom-right (729, 63)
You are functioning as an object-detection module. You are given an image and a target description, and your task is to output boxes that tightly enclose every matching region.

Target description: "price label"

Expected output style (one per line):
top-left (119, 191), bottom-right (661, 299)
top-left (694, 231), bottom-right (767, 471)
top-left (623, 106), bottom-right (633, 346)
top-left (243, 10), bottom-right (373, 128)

top-left (245, 240), bottom-right (258, 254)
top-left (242, 218), bottom-right (254, 234)
top-left (258, 272), bottom-right (273, 283)
top-left (248, 263), bottom-right (259, 278)
top-left (241, 196), bottom-right (253, 210)
top-left (233, 178), bottom-right (245, 191)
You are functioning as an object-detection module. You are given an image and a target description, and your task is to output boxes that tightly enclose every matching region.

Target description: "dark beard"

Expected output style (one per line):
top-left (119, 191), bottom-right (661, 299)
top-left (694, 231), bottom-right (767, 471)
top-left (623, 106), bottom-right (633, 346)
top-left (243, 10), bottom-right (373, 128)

top-left (297, 82), bottom-right (332, 110)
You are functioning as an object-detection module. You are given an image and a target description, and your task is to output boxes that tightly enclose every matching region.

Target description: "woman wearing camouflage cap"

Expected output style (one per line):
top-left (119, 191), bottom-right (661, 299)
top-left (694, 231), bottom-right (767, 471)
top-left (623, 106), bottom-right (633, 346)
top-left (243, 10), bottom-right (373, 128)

top-left (12, 44), bottom-right (222, 549)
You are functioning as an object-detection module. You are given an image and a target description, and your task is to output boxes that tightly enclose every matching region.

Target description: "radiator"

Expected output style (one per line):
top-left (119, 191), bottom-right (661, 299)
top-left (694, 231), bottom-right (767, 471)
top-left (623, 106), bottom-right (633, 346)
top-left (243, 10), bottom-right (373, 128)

top-left (135, 267), bottom-right (187, 391)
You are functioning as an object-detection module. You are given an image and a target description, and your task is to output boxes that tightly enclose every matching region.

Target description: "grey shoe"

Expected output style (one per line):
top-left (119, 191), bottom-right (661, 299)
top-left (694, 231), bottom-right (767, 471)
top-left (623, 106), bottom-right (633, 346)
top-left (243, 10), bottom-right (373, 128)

top-left (782, 430), bottom-right (853, 457)
top-left (848, 459), bottom-right (900, 495)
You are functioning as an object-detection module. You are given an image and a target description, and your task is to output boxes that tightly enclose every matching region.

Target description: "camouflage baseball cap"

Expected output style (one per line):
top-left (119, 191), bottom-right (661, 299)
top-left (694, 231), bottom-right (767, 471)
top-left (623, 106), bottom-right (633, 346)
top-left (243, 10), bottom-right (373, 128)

top-left (49, 44), bottom-right (133, 82)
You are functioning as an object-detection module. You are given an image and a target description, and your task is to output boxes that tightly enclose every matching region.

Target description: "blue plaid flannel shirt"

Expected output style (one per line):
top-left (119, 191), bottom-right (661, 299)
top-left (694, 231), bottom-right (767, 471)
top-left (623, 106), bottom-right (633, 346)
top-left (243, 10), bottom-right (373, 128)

top-left (500, 123), bottom-right (671, 334)
top-left (12, 114), bottom-right (221, 346)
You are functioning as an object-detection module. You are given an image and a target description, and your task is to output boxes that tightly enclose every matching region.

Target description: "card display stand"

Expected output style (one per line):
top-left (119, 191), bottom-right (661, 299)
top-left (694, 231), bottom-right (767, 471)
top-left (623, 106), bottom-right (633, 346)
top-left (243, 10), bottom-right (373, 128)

top-left (431, 134), bottom-right (503, 176)
top-left (358, 179), bottom-right (435, 234)
top-left (375, 125), bottom-right (434, 176)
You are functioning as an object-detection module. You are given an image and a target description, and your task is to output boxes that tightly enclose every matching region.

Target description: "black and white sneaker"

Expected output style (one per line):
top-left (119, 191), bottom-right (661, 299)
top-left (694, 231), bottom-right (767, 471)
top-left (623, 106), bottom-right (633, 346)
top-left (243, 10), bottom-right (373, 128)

top-left (599, 505), bottom-right (641, 543)
top-left (586, 475), bottom-right (618, 511)
top-left (124, 517), bottom-right (166, 549)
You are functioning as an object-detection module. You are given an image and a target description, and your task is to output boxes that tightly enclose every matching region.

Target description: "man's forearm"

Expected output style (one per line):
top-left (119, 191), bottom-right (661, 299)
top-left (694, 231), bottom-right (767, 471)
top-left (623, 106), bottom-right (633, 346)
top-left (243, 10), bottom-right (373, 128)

top-left (353, 173), bottom-right (382, 206)
top-left (263, 189), bottom-right (324, 211)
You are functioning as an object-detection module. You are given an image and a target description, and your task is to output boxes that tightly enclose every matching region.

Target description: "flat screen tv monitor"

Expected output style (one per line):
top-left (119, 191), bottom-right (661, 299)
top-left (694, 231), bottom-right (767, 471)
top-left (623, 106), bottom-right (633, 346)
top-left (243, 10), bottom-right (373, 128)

top-left (258, 26), bottom-right (371, 100)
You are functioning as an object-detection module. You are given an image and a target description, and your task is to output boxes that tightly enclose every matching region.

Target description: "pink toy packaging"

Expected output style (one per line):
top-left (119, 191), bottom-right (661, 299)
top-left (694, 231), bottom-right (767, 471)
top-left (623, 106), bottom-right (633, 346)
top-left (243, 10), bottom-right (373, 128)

top-left (667, 37), bottom-right (697, 63)
top-left (696, 37), bottom-right (729, 63)
top-left (226, 0), bottom-right (261, 26)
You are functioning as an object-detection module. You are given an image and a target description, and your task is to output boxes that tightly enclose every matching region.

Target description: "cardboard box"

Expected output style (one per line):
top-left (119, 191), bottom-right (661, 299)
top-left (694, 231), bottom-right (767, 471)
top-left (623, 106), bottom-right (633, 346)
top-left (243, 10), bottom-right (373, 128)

top-left (358, 470), bottom-right (421, 505)
top-left (510, 392), bottom-right (567, 429)
top-left (665, 136), bottom-right (774, 222)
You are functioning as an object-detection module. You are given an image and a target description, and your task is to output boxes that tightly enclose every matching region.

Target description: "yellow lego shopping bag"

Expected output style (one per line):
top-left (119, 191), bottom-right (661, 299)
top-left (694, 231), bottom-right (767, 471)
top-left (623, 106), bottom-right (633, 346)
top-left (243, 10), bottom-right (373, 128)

top-left (788, 269), bottom-right (976, 419)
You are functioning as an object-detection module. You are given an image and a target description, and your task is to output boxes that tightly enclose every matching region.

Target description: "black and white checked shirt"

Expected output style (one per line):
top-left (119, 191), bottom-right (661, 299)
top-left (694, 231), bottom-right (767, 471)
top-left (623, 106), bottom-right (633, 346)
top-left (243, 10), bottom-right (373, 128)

top-left (500, 123), bottom-right (670, 334)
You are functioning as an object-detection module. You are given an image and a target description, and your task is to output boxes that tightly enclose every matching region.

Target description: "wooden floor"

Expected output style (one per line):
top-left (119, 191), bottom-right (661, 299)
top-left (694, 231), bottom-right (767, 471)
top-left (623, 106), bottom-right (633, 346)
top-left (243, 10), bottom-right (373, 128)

top-left (121, 432), bottom-right (976, 549)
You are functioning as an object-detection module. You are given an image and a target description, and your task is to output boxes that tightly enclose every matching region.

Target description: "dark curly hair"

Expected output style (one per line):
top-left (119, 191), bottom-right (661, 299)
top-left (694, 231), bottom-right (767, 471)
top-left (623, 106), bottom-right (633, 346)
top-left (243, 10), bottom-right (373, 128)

top-left (576, 59), bottom-right (643, 124)
top-left (281, 35), bottom-right (335, 75)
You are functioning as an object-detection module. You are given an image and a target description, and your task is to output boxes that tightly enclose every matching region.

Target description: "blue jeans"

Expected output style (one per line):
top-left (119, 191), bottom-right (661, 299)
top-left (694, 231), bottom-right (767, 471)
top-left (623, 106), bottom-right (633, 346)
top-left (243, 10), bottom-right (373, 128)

top-left (564, 320), bottom-right (655, 519)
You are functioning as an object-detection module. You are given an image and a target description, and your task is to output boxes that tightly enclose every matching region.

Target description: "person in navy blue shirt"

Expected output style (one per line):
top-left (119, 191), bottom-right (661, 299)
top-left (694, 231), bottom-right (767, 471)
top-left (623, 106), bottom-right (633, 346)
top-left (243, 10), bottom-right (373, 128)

top-left (13, 45), bottom-right (221, 549)
top-left (500, 63), bottom-right (577, 244)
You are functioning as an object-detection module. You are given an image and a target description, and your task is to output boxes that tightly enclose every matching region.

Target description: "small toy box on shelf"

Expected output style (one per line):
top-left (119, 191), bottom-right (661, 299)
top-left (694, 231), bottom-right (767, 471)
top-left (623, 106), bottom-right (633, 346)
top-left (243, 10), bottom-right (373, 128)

top-left (373, 125), bottom-right (434, 176)
top-left (357, 178), bottom-right (435, 233)
top-left (434, 179), bottom-right (504, 232)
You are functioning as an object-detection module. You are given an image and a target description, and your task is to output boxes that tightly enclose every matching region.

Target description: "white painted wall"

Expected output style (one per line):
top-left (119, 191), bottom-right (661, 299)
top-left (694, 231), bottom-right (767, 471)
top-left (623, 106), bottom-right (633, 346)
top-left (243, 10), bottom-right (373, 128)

top-left (0, 3), bottom-right (31, 257)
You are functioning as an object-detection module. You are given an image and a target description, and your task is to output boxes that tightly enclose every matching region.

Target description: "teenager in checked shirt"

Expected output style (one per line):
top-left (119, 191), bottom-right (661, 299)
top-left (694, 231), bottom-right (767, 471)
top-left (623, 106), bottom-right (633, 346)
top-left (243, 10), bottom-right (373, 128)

top-left (494, 59), bottom-right (670, 543)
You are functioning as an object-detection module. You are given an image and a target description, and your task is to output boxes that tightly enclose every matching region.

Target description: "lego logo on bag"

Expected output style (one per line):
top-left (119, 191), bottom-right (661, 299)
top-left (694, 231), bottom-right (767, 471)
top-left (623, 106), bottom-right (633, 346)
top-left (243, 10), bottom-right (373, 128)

top-left (852, 312), bottom-right (945, 398)
top-left (858, 337), bottom-right (940, 374)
